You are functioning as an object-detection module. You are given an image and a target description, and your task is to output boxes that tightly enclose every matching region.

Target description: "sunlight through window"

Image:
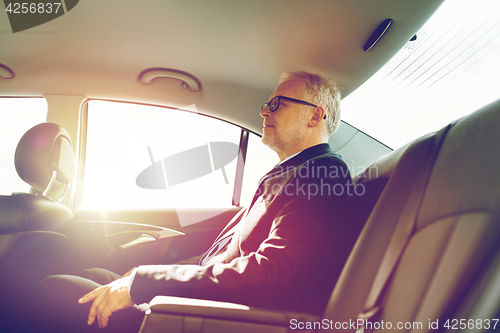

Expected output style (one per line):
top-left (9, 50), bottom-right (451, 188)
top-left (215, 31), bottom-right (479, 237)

top-left (342, 0), bottom-right (500, 149)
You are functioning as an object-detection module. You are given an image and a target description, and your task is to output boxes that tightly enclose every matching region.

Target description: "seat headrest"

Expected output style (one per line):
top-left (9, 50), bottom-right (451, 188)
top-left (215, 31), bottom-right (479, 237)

top-left (14, 123), bottom-right (75, 193)
top-left (352, 135), bottom-right (429, 185)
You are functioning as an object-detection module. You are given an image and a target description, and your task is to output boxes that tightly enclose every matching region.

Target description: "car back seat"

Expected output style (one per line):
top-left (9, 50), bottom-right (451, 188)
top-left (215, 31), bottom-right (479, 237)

top-left (351, 139), bottom-right (413, 230)
top-left (325, 98), bottom-right (500, 332)
top-left (137, 99), bottom-right (500, 333)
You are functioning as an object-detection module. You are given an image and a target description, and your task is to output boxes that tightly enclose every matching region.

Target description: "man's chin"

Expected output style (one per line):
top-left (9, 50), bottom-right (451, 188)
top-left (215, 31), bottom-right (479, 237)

top-left (262, 135), bottom-right (281, 152)
top-left (261, 134), bottom-right (273, 147)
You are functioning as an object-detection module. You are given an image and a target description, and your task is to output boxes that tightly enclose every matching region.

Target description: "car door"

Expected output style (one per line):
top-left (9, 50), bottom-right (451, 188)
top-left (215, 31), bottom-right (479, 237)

top-left (65, 99), bottom-right (278, 275)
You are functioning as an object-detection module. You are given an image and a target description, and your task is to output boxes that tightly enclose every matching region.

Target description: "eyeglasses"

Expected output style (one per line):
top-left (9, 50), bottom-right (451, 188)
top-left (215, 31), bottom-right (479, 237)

top-left (261, 95), bottom-right (326, 119)
top-left (261, 95), bottom-right (316, 112)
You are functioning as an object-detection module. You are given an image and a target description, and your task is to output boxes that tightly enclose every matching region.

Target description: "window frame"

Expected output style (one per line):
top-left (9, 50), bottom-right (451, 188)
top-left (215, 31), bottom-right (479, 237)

top-left (73, 99), bottom-right (260, 212)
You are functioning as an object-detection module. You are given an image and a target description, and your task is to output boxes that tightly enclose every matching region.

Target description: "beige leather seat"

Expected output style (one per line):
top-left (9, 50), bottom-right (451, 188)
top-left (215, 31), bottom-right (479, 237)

top-left (137, 99), bottom-right (500, 333)
top-left (326, 99), bottom-right (500, 333)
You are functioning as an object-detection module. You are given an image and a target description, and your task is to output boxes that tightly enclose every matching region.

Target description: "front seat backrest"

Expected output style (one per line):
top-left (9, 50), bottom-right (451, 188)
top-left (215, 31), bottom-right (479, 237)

top-left (0, 122), bottom-right (75, 327)
top-left (0, 123), bottom-right (75, 233)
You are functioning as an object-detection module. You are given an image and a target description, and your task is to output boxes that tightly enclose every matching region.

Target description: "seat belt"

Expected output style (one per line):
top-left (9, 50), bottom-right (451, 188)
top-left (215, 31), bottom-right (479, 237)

top-left (356, 122), bottom-right (455, 333)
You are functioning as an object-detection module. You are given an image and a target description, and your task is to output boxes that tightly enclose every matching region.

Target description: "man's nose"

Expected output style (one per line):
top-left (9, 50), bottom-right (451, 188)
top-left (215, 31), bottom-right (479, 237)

top-left (260, 105), bottom-right (271, 118)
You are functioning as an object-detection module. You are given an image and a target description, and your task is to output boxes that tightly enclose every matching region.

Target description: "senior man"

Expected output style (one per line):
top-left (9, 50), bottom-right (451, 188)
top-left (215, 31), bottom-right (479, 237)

top-left (36, 71), bottom-right (363, 332)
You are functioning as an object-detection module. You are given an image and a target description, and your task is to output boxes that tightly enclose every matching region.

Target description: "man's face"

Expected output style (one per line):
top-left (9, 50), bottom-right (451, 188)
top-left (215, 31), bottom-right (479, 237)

top-left (260, 78), bottom-right (310, 157)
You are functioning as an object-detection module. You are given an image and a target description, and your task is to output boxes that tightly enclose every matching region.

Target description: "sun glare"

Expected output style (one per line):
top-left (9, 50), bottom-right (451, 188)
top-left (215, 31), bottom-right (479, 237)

top-left (81, 100), bottom-right (241, 210)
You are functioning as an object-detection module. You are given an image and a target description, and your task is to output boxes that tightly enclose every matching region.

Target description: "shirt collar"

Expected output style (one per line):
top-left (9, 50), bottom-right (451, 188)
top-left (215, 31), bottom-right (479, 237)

top-left (261, 143), bottom-right (335, 181)
top-left (279, 151), bottom-right (301, 165)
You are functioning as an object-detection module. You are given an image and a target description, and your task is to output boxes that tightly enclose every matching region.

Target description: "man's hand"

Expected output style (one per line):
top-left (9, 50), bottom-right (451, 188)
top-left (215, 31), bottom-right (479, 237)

top-left (78, 276), bottom-right (135, 328)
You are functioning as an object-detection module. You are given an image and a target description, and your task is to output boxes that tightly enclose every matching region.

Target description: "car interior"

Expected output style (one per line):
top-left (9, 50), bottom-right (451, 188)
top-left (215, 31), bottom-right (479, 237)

top-left (1, 0), bottom-right (500, 332)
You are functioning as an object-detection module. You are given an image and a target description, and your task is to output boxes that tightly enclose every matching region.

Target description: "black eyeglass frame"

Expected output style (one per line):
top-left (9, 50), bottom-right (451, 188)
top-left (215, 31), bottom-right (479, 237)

top-left (261, 95), bottom-right (326, 119)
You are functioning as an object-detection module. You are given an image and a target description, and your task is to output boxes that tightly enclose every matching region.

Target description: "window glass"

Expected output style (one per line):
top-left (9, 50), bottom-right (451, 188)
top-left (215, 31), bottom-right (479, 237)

top-left (341, 0), bottom-right (500, 149)
top-left (240, 133), bottom-right (279, 207)
top-left (82, 100), bottom-right (241, 209)
top-left (0, 98), bottom-right (48, 195)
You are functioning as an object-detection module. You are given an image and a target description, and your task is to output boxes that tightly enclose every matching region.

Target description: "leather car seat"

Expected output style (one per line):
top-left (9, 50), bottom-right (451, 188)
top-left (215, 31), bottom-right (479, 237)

top-left (325, 99), bottom-right (500, 332)
top-left (0, 123), bottom-right (75, 327)
top-left (137, 99), bottom-right (500, 333)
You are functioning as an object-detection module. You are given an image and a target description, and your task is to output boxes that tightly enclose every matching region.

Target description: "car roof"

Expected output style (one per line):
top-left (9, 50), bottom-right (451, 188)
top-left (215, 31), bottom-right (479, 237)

top-left (0, 0), bottom-right (444, 134)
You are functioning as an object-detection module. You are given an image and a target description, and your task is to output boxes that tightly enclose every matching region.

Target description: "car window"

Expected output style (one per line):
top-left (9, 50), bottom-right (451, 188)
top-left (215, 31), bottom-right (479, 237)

top-left (81, 100), bottom-right (275, 210)
top-left (240, 133), bottom-right (279, 207)
top-left (0, 97), bottom-right (48, 195)
top-left (342, 0), bottom-right (500, 149)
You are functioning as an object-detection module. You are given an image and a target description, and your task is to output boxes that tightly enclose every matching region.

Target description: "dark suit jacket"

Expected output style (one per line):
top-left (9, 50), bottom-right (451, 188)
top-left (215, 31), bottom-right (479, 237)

top-left (130, 143), bottom-right (363, 313)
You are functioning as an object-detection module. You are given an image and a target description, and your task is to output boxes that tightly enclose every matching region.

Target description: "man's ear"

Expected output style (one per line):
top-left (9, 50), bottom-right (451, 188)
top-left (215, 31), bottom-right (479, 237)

top-left (308, 106), bottom-right (326, 127)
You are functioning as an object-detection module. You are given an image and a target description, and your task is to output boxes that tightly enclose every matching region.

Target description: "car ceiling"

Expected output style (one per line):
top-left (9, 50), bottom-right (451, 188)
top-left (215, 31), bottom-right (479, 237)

top-left (0, 0), bottom-right (444, 134)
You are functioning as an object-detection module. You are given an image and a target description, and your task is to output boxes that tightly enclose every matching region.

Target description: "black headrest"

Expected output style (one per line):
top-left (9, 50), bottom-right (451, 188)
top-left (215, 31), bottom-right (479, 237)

top-left (14, 123), bottom-right (75, 193)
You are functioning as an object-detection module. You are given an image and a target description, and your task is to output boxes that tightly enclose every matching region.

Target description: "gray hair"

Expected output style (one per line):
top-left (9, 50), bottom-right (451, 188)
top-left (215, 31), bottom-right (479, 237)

top-left (279, 71), bottom-right (341, 137)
